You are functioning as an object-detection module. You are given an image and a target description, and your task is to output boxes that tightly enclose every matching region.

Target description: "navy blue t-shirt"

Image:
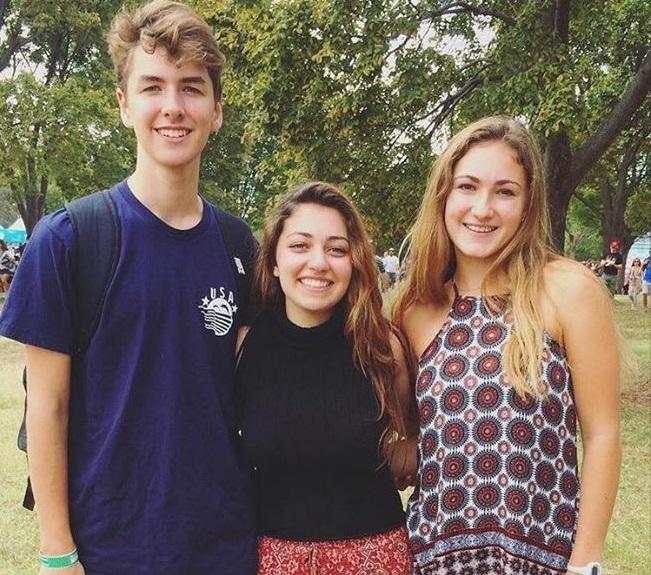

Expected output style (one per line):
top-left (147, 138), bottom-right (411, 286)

top-left (0, 181), bottom-right (256, 575)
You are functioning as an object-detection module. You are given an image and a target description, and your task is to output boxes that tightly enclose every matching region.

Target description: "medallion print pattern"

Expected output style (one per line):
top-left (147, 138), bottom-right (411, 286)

top-left (409, 294), bottom-right (579, 575)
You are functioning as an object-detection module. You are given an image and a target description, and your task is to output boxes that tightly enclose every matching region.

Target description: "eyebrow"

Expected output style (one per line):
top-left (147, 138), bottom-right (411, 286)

top-left (137, 75), bottom-right (208, 85)
top-left (454, 175), bottom-right (522, 188)
top-left (287, 232), bottom-right (349, 242)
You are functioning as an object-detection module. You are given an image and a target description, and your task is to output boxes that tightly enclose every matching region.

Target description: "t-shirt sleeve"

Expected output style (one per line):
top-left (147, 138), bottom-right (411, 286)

top-left (0, 210), bottom-right (76, 354)
top-left (239, 227), bottom-right (259, 325)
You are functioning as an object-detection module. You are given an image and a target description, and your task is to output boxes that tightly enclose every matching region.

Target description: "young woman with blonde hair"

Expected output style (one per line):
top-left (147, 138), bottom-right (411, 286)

top-left (236, 182), bottom-right (417, 574)
top-left (393, 117), bottom-right (621, 575)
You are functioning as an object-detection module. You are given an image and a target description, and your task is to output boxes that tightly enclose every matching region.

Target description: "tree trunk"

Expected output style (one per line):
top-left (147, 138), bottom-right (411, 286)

top-left (13, 174), bottom-right (47, 236)
top-left (544, 131), bottom-right (573, 252)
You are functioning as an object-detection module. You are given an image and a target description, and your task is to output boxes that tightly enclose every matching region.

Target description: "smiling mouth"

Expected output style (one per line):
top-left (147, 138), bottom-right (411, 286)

top-left (155, 128), bottom-right (191, 138)
top-left (299, 278), bottom-right (333, 289)
top-left (464, 223), bottom-right (498, 233)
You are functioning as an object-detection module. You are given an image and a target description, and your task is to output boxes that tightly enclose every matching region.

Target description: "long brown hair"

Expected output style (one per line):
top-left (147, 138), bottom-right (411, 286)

top-left (393, 116), bottom-right (558, 398)
top-left (256, 181), bottom-right (413, 446)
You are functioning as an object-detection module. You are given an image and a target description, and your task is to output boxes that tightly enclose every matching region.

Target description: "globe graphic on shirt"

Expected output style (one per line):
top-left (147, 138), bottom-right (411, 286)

top-left (199, 289), bottom-right (236, 336)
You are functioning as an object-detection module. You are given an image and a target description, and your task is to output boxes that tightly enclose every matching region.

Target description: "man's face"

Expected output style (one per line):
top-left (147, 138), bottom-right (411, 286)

top-left (116, 45), bottom-right (222, 175)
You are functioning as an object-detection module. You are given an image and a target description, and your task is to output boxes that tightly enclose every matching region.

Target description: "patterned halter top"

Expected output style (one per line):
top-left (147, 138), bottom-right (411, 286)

top-left (407, 289), bottom-right (579, 575)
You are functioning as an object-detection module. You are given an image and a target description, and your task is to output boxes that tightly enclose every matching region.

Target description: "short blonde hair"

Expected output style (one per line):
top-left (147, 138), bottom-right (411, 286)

top-left (107, 0), bottom-right (225, 100)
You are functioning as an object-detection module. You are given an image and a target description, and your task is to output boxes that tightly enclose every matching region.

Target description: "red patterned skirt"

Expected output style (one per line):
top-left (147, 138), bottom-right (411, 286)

top-left (257, 526), bottom-right (413, 575)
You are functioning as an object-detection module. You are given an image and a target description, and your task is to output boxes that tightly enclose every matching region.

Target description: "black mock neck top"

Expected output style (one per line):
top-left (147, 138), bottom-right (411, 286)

top-left (236, 306), bottom-right (404, 541)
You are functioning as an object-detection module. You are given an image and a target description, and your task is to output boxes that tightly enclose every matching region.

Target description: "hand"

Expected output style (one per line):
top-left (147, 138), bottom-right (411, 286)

top-left (393, 474), bottom-right (415, 491)
top-left (387, 436), bottom-right (418, 479)
top-left (39, 563), bottom-right (85, 575)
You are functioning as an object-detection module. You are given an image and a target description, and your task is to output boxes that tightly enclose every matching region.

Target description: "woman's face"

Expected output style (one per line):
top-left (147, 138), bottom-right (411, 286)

top-left (444, 140), bottom-right (527, 271)
top-left (273, 203), bottom-right (353, 327)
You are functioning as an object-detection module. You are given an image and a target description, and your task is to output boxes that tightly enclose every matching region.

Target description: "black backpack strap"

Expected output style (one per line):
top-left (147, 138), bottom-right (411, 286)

top-left (66, 190), bottom-right (120, 354)
top-left (19, 189), bottom-right (120, 510)
top-left (211, 205), bottom-right (259, 324)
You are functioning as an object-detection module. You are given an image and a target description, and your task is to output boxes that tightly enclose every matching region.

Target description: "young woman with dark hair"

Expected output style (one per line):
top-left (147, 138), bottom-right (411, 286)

top-left (236, 181), bottom-right (418, 575)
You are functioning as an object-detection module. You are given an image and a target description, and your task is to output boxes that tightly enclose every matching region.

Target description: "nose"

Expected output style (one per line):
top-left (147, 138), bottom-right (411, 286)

top-left (308, 247), bottom-right (329, 271)
top-left (470, 191), bottom-right (494, 219)
top-left (161, 90), bottom-right (184, 121)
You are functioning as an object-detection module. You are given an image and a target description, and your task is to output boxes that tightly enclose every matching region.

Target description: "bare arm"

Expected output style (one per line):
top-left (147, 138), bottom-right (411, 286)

top-left (387, 333), bottom-right (418, 486)
top-left (235, 326), bottom-right (250, 355)
top-left (26, 345), bottom-right (84, 574)
top-left (548, 265), bottom-right (621, 571)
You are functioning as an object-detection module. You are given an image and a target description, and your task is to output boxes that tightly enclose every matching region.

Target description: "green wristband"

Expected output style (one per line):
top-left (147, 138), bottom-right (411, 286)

top-left (39, 548), bottom-right (79, 569)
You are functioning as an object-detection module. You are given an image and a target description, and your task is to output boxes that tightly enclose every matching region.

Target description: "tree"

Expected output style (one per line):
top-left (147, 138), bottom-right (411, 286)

top-left (564, 109), bottom-right (649, 262)
top-left (198, 0), bottom-right (445, 244)
top-left (413, 1), bottom-right (650, 250)
top-left (0, 0), bottom-right (125, 233)
top-left (197, 0), bottom-right (649, 250)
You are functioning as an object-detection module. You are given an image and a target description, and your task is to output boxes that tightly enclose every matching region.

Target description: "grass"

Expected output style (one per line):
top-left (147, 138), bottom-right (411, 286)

top-left (0, 310), bottom-right (39, 575)
top-left (0, 295), bottom-right (649, 574)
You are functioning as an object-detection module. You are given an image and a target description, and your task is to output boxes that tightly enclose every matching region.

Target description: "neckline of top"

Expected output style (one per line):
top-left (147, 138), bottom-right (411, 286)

top-left (451, 281), bottom-right (510, 301)
top-left (269, 303), bottom-right (345, 346)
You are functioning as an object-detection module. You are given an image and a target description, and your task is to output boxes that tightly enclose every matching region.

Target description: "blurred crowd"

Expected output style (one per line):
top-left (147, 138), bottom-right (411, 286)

top-left (579, 239), bottom-right (650, 311)
top-left (0, 239), bottom-right (24, 293)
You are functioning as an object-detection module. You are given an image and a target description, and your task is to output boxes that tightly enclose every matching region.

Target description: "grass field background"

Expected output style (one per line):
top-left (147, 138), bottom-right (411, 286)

top-left (0, 295), bottom-right (649, 574)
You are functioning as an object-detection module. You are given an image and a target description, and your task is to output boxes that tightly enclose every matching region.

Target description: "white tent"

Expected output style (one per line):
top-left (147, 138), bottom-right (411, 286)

top-left (8, 218), bottom-right (25, 231)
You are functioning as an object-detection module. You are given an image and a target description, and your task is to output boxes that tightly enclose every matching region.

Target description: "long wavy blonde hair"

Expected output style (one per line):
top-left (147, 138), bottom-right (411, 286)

top-left (256, 182), bottom-right (417, 446)
top-left (393, 116), bottom-right (558, 398)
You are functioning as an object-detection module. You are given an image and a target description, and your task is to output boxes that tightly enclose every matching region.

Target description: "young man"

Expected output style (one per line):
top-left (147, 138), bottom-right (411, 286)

top-left (0, 2), bottom-right (257, 574)
top-left (600, 239), bottom-right (624, 295)
top-left (383, 247), bottom-right (399, 287)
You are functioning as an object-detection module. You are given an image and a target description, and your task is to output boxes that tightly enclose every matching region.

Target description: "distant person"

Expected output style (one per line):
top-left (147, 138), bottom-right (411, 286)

top-left (371, 238), bottom-right (390, 291)
top-left (0, 2), bottom-right (256, 574)
top-left (600, 240), bottom-right (623, 295)
top-left (237, 182), bottom-right (417, 575)
top-left (0, 239), bottom-right (16, 292)
top-left (642, 251), bottom-right (651, 312)
top-left (393, 116), bottom-right (621, 575)
top-left (626, 258), bottom-right (643, 309)
top-left (383, 247), bottom-right (400, 287)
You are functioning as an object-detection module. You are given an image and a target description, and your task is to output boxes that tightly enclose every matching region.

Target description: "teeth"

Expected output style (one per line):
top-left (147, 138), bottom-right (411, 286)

top-left (465, 224), bottom-right (497, 233)
top-left (157, 128), bottom-right (189, 138)
top-left (300, 278), bottom-right (331, 288)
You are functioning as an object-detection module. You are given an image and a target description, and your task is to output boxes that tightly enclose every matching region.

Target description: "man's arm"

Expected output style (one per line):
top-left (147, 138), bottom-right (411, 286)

top-left (26, 345), bottom-right (84, 574)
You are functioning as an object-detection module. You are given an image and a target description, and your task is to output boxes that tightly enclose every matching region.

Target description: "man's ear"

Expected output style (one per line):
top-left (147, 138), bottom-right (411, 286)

top-left (211, 101), bottom-right (223, 133)
top-left (116, 88), bottom-right (132, 128)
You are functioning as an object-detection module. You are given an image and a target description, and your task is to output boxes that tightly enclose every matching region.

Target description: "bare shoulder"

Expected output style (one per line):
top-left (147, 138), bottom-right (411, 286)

top-left (543, 257), bottom-right (609, 310)
top-left (541, 258), bottom-right (614, 347)
top-left (403, 299), bottom-right (451, 358)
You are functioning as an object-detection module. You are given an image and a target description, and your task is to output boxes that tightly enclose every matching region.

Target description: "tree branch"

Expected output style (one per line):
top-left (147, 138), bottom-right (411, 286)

top-left (383, 62), bottom-right (491, 154)
top-left (0, 27), bottom-right (27, 73)
top-left (427, 2), bottom-right (515, 26)
top-left (570, 49), bottom-right (651, 191)
top-left (0, 0), bottom-right (10, 30)
top-left (554, 0), bottom-right (570, 42)
top-left (572, 191), bottom-right (601, 217)
top-left (425, 65), bottom-right (490, 137)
